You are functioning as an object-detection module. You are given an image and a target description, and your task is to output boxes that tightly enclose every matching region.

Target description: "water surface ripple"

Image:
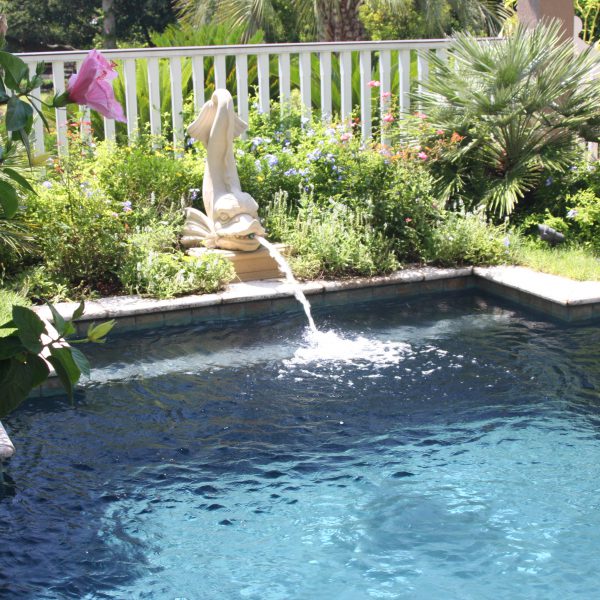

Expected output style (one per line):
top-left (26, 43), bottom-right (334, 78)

top-left (1, 293), bottom-right (600, 599)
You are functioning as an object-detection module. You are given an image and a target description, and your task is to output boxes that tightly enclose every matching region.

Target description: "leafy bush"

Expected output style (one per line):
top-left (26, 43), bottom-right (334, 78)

top-left (427, 208), bottom-right (514, 266)
top-left (25, 178), bottom-right (128, 293)
top-left (118, 227), bottom-right (234, 298)
top-left (92, 136), bottom-right (204, 225)
top-left (566, 189), bottom-right (600, 254)
top-left (238, 100), bottom-right (439, 263)
top-left (417, 22), bottom-right (600, 217)
top-left (267, 191), bottom-right (399, 279)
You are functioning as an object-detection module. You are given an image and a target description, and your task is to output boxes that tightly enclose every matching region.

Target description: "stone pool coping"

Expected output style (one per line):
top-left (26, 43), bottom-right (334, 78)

top-left (2, 265), bottom-right (599, 460)
top-left (29, 265), bottom-right (600, 329)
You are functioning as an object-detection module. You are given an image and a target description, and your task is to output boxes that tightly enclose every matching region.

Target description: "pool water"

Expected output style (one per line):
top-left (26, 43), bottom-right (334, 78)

top-left (2, 292), bottom-right (600, 599)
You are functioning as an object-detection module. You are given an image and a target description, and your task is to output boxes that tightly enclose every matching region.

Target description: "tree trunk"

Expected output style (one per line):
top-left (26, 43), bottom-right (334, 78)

top-left (317, 0), bottom-right (366, 41)
top-left (102, 0), bottom-right (117, 49)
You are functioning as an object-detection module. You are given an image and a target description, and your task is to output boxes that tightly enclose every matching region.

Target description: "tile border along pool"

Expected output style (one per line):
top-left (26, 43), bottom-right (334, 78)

top-left (32, 265), bottom-right (600, 332)
top-left (0, 265), bottom-right (599, 459)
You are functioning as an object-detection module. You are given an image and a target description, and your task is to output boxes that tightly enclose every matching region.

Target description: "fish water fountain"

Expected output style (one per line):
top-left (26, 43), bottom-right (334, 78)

top-left (180, 90), bottom-right (408, 364)
top-left (181, 89), bottom-right (318, 332)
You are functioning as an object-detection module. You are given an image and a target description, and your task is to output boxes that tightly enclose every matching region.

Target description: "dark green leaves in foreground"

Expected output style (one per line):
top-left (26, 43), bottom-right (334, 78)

top-left (0, 303), bottom-right (115, 419)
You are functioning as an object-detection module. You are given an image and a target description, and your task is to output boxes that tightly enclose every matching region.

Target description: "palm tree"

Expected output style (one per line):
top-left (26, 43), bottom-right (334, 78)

top-left (415, 21), bottom-right (600, 217)
top-left (174, 0), bottom-right (505, 43)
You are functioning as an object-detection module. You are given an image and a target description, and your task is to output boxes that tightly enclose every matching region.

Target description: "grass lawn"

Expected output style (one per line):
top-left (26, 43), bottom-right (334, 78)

top-left (513, 243), bottom-right (600, 281)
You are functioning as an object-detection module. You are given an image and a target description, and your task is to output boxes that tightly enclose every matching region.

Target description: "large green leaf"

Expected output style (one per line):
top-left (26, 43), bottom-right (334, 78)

top-left (6, 96), bottom-right (34, 134)
top-left (47, 303), bottom-right (66, 337)
top-left (0, 179), bottom-right (19, 219)
top-left (12, 305), bottom-right (47, 354)
top-left (2, 167), bottom-right (35, 193)
top-left (0, 51), bottom-right (28, 90)
top-left (0, 334), bottom-right (26, 360)
top-left (69, 346), bottom-right (90, 378)
top-left (47, 346), bottom-right (81, 400)
top-left (0, 354), bottom-right (49, 419)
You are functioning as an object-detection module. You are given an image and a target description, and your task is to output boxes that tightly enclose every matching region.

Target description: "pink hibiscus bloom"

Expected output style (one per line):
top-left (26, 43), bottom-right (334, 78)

top-left (67, 50), bottom-right (126, 122)
top-left (417, 151), bottom-right (428, 160)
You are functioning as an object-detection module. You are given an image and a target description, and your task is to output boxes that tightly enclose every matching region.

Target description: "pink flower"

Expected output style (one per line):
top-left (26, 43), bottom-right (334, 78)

top-left (382, 113), bottom-right (395, 123)
top-left (382, 91), bottom-right (392, 98)
top-left (417, 151), bottom-right (428, 160)
top-left (368, 80), bottom-right (381, 88)
top-left (340, 132), bottom-right (352, 142)
top-left (436, 129), bottom-right (444, 135)
top-left (405, 217), bottom-right (413, 223)
top-left (66, 50), bottom-right (126, 122)
top-left (415, 111), bottom-right (427, 119)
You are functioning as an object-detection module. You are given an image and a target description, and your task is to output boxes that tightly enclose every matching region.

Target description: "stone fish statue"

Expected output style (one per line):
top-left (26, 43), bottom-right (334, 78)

top-left (181, 89), bottom-right (265, 252)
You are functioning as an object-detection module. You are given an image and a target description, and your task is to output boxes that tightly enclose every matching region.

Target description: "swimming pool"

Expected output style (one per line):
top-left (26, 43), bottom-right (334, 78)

top-left (2, 292), bottom-right (600, 599)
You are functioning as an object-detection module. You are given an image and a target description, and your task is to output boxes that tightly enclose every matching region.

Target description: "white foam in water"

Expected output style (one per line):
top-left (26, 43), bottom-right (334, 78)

top-left (284, 329), bottom-right (411, 369)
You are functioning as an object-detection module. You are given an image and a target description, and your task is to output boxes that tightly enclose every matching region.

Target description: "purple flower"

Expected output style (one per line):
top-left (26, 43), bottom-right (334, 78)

top-left (503, 236), bottom-right (510, 247)
top-left (122, 200), bottom-right (132, 213)
top-left (567, 209), bottom-right (578, 219)
top-left (284, 168), bottom-right (298, 176)
top-left (545, 177), bottom-right (553, 186)
top-left (265, 154), bottom-right (279, 168)
top-left (41, 180), bottom-right (53, 189)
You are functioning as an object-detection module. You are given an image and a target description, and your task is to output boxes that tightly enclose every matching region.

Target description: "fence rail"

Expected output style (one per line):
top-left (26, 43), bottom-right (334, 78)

top-left (18, 38), bottom-right (455, 154)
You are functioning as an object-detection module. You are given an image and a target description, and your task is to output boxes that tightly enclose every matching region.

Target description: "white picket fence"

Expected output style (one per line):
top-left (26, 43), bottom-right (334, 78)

top-left (18, 38), bottom-right (453, 153)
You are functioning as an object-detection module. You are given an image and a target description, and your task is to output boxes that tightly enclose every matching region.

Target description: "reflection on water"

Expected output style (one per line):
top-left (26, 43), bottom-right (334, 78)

top-left (1, 292), bottom-right (600, 599)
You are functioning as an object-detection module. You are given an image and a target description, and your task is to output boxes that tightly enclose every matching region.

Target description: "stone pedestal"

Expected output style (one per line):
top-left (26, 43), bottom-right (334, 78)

top-left (188, 244), bottom-right (286, 282)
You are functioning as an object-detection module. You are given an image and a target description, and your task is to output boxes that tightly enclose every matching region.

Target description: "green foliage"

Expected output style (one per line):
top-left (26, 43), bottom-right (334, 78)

top-left (0, 289), bottom-right (28, 334)
top-left (92, 136), bottom-right (203, 224)
top-left (513, 241), bottom-right (600, 281)
top-left (238, 101), bottom-right (440, 263)
top-left (416, 21), bottom-right (600, 217)
top-left (575, 0), bottom-right (600, 44)
top-left (0, 301), bottom-right (114, 418)
top-left (427, 207), bottom-right (514, 266)
top-left (25, 177), bottom-right (128, 292)
top-left (118, 228), bottom-right (234, 298)
top-left (267, 191), bottom-right (399, 279)
top-left (566, 189), bottom-right (600, 254)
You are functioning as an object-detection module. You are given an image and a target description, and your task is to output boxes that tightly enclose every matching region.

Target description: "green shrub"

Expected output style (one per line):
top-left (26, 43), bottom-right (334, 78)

top-left (25, 179), bottom-right (128, 292)
top-left (118, 228), bottom-right (234, 298)
top-left (238, 101), bottom-right (439, 263)
top-left (8, 266), bottom-right (73, 304)
top-left (417, 22), bottom-right (600, 216)
top-left (92, 136), bottom-right (204, 225)
top-left (566, 189), bottom-right (600, 254)
top-left (267, 191), bottom-right (399, 279)
top-left (427, 208), bottom-right (515, 266)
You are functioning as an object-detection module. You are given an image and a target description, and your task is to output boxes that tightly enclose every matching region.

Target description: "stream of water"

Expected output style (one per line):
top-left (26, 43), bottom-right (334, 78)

top-left (257, 236), bottom-right (318, 333)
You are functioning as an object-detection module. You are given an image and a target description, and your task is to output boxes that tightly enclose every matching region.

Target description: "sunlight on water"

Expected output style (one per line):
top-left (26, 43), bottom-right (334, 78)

top-left (284, 328), bottom-right (411, 369)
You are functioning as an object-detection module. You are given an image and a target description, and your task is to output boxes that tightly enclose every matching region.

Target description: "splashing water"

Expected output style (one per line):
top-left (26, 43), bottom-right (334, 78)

top-left (258, 237), bottom-right (410, 369)
top-left (257, 236), bottom-right (318, 333)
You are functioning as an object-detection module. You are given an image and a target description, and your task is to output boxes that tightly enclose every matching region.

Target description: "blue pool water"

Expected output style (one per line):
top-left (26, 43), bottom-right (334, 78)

top-left (1, 292), bottom-right (600, 599)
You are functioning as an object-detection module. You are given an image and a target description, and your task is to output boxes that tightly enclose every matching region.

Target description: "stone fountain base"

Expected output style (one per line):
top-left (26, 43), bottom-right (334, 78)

top-left (187, 244), bottom-right (286, 282)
